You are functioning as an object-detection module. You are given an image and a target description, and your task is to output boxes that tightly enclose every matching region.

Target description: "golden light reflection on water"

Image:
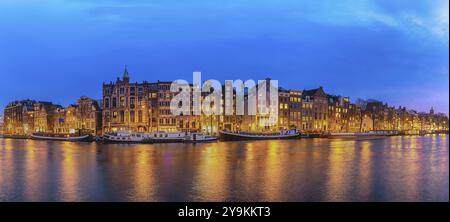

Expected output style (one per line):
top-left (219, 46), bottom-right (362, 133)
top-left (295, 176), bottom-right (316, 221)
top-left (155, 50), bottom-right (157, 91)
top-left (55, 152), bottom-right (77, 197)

top-left (399, 136), bottom-right (421, 201)
top-left (357, 140), bottom-right (373, 201)
top-left (24, 139), bottom-right (44, 201)
top-left (59, 142), bottom-right (82, 201)
top-left (262, 141), bottom-right (285, 201)
top-left (131, 145), bottom-right (156, 201)
top-left (193, 142), bottom-right (229, 201)
top-left (0, 139), bottom-right (14, 200)
top-left (324, 139), bottom-right (356, 201)
top-left (241, 143), bottom-right (257, 200)
top-left (0, 135), bottom-right (448, 202)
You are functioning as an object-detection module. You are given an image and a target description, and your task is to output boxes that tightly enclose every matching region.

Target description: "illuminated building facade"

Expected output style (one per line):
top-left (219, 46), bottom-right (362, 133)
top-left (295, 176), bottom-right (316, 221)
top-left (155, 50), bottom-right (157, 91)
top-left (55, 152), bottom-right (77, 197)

top-left (301, 87), bottom-right (328, 133)
top-left (3, 71), bottom-right (449, 136)
top-left (327, 95), bottom-right (350, 133)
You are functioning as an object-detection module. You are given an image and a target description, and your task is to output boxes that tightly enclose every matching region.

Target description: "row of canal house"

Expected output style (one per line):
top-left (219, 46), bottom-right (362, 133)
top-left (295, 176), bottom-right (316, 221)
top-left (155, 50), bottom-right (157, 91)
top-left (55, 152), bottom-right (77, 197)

top-left (99, 69), bottom-right (448, 135)
top-left (3, 68), bottom-right (449, 136)
top-left (2, 97), bottom-right (101, 136)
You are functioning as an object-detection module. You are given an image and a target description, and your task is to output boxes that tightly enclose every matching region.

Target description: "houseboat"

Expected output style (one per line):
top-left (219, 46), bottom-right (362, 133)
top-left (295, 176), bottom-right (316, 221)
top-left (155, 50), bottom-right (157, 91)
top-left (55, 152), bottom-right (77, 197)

top-left (1, 134), bottom-right (30, 139)
top-left (219, 129), bottom-right (300, 141)
top-left (143, 132), bottom-right (187, 143)
top-left (102, 131), bottom-right (149, 143)
top-left (184, 133), bottom-right (218, 143)
top-left (300, 133), bottom-right (322, 138)
top-left (31, 133), bottom-right (90, 142)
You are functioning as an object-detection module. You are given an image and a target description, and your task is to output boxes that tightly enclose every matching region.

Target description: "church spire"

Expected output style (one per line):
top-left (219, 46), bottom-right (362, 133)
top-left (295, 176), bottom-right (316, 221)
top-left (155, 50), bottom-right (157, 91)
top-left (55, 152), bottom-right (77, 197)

top-left (123, 65), bottom-right (129, 82)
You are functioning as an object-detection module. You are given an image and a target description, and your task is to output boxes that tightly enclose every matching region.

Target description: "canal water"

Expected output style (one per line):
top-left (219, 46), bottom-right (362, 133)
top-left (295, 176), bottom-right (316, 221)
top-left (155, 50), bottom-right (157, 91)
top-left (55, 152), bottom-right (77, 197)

top-left (0, 135), bottom-right (448, 202)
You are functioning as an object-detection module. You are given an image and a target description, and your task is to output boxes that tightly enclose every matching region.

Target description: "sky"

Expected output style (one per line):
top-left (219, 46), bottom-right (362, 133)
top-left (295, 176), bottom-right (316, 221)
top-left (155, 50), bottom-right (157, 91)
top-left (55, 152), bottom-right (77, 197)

top-left (0, 0), bottom-right (448, 115)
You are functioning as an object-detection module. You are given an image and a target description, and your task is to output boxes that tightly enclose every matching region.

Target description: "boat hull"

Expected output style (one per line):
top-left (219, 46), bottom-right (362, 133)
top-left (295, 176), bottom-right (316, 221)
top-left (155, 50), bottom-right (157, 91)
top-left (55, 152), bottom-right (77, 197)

top-left (184, 138), bottom-right (218, 143)
top-left (300, 133), bottom-right (322, 138)
top-left (101, 138), bottom-right (144, 144)
top-left (143, 138), bottom-right (184, 143)
top-left (31, 134), bottom-right (90, 142)
top-left (1, 134), bottom-right (30, 139)
top-left (327, 133), bottom-right (387, 140)
top-left (220, 131), bottom-right (300, 141)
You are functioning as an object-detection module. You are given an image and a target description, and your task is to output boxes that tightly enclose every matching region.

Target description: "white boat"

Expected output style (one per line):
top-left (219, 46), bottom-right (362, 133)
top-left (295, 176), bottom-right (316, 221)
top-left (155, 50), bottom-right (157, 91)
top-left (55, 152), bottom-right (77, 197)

top-left (31, 133), bottom-right (90, 142)
top-left (220, 129), bottom-right (300, 141)
top-left (144, 132), bottom-right (187, 143)
top-left (102, 131), bottom-right (150, 143)
top-left (184, 133), bottom-right (218, 143)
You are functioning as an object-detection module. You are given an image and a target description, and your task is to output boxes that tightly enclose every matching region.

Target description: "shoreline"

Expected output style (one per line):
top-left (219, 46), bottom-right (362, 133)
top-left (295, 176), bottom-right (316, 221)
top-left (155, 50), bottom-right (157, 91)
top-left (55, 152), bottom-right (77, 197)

top-left (1, 132), bottom-right (448, 143)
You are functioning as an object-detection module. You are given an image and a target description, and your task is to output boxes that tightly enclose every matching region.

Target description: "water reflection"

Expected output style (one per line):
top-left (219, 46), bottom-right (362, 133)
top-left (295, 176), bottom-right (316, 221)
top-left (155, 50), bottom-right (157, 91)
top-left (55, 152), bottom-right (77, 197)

top-left (0, 135), bottom-right (448, 202)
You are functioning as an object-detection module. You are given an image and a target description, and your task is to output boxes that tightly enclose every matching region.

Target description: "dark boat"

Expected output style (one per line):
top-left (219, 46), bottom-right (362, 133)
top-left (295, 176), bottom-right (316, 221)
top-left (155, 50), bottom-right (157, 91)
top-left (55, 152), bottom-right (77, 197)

top-left (31, 133), bottom-right (90, 142)
top-left (219, 129), bottom-right (300, 141)
top-left (300, 133), bottom-right (322, 138)
top-left (1, 134), bottom-right (30, 139)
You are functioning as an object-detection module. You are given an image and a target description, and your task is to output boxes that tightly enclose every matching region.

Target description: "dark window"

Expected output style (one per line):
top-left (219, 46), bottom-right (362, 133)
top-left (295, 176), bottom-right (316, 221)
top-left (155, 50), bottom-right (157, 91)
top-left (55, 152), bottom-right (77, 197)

top-left (120, 111), bottom-right (125, 123)
top-left (138, 110), bottom-right (142, 122)
top-left (112, 98), bottom-right (117, 108)
top-left (130, 111), bottom-right (135, 122)
top-left (130, 97), bottom-right (135, 109)
top-left (104, 98), bottom-right (110, 108)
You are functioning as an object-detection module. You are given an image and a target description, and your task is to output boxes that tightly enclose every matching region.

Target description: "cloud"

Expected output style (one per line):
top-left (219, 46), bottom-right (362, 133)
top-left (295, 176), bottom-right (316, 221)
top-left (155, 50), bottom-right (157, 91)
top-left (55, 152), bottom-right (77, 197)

top-left (288, 0), bottom-right (448, 41)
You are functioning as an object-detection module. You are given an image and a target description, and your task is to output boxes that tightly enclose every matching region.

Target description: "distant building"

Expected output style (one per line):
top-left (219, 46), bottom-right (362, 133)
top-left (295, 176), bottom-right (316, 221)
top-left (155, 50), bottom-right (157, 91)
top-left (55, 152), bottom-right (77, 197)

top-left (302, 87), bottom-right (328, 133)
top-left (3, 99), bottom-right (37, 135)
top-left (327, 95), bottom-right (350, 133)
top-left (3, 69), bottom-right (449, 136)
top-left (102, 67), bottom-right (152, 133)
top-left (33, 101), bottom-right (61, 133)
top-left (3, 97), bottom-right (102, 136)
top-left (52, 97), bottom-right (102, 135)
top-left (0, 114), bottom-right (4, 135)
top-left (77, 96), bottom-right (102, 135)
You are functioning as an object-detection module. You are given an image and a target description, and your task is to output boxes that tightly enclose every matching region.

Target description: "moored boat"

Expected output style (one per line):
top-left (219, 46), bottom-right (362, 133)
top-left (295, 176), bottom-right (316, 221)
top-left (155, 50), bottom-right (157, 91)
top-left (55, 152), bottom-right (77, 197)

top-left (102, 131), bottom-right (149, 143)
top-left (300, 133), bottom-right (322, 138)
top-left (31, 133), bottom-right (90, 142)
top-left (143, 132), bottom-right (187, 143)
top-left (1, 134), bottom-right (30, 139)
top-left (184, 133), bottom-right (218, 143)
top-left (219, 129), bottom-right (300, 141)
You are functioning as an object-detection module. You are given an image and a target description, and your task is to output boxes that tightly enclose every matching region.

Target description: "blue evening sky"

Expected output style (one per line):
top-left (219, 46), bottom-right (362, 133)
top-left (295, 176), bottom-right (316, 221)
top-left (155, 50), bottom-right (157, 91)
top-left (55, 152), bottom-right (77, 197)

top-left (0, 0), bottom-right (448, 114)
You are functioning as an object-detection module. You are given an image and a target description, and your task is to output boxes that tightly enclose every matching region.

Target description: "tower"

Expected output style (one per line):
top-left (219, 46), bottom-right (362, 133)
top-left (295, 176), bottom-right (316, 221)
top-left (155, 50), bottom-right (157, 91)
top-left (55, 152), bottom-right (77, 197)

top-left (123, 65), bottom-right (129, 83)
